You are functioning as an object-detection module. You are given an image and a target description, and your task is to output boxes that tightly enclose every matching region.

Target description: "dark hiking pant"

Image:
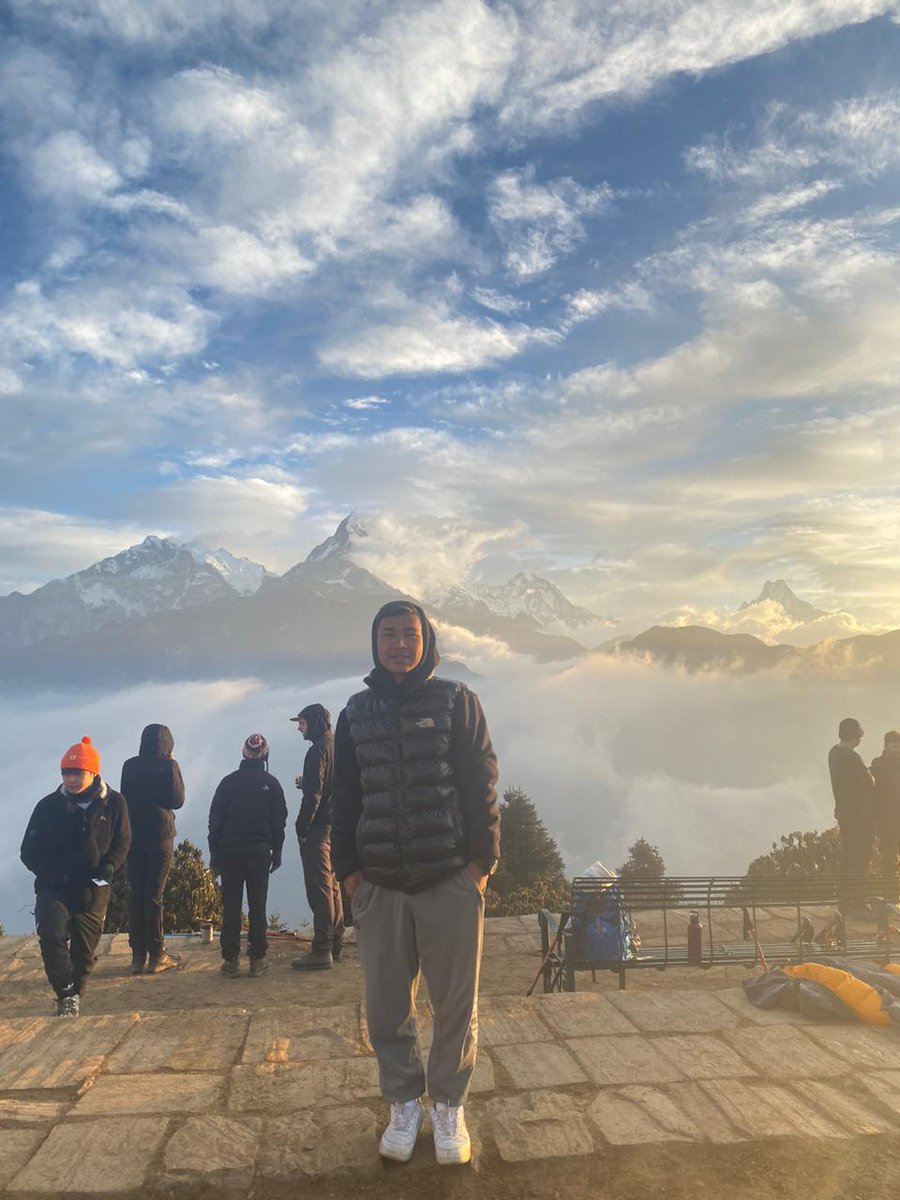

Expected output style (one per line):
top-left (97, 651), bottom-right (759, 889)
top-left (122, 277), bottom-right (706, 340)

top-left (353, 868), bottom-right (484, 1106)
top-left (36, 888), bottom-right (109, 998)
top-left (299, 826), bottom-right (345, 953)
top-left (127, 840), bottom-right (173, 960)
top-left (220, 851), bottom-right (270, 962)
top-left (837, 813), bottom-right (875, 913)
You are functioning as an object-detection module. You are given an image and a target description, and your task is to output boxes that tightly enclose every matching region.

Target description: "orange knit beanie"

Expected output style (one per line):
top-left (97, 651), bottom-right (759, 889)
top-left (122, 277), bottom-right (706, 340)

top-left (60, 736), bottom-right (100, 775)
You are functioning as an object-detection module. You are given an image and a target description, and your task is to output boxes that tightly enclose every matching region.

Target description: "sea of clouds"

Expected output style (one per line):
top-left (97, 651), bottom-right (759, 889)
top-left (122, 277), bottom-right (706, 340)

top-left (4, 645), bottom-right (897, 936)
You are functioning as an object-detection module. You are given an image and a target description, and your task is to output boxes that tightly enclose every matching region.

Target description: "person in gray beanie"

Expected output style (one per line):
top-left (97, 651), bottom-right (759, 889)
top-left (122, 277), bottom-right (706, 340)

top-left (208, 734), bottom-right (287, 977)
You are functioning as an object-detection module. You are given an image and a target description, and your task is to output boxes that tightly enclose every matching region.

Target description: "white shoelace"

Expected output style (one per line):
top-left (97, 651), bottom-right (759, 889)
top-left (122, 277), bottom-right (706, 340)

top-left (390, 1101), bottom-right (420, 1132)
top-left (434, 1104), bottom-right (464, 1138)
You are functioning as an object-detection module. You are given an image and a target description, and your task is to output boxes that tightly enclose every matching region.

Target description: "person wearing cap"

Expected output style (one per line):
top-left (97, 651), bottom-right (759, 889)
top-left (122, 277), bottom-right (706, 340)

top-left (332, 601), bottom-right (499, 1167)
top-left (829, 717), bottom-right (876, 917)
top-left (120, 724), bottom-right (185, 976)
top-left (208, 734), bottom-right (287, 978)
top-left (289, 704), bottom-right (344, 971)
top-left (20, 737), bottom-right (131, 1017)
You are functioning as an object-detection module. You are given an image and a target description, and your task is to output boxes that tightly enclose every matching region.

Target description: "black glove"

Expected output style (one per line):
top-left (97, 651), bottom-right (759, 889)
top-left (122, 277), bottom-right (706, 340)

top-left (270, 852), bottom-right (282, 874)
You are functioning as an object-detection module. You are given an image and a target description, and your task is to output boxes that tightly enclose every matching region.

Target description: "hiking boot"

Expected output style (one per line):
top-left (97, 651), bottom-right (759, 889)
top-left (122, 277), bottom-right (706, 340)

top-left (291, 948), bottom-right (333, 970)
top-left (130, 954), bottom-right (146, 976)
top-left (53, 993), bottom-right (80, 1018)
top-left (220, 959), bottom-right (240, 978)
top-left (249, 957), bottom-right (268, 978)
top-left (431, 1102), bottom-right (471, 1165)
top-left (379, 1099), bottom-right (424, 1162)
top-left (147, 951), bottom-right (181, 974)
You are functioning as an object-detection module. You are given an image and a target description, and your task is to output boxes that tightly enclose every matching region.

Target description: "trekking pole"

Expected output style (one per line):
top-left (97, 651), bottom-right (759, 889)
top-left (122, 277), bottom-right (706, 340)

top-left (526, 922), bottom-right (565, 997)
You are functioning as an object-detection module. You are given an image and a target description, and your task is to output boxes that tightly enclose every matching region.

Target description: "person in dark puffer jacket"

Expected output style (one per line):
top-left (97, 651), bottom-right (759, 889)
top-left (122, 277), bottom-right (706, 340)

top-left (21, 736), bottom-right (131, 1017)
top-left (120, 723), bottom-right (185, 975)
top-left (208, 734), bottom-right (287, 978)
top-left (290, 703), bottom-right (344, 971)
top-left (332, 601), bottom-right (499, 1168)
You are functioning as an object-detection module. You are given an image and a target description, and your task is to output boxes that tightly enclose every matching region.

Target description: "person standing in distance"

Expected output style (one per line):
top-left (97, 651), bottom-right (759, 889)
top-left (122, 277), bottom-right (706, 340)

top-left (120, 724), bottom-right (185, 975)
top-left (290, 704), bottom-right (344, 970)
top-left (828, 717), bottom-right (875, 918)
top-left (871, 731), bottom-right (900, 883)
top-left (332, 601), bottom-right (499, 1167)
top-left (21, 737), bottom-right (131, 1017)
top-left (208, 734), bottom-right (287, 978)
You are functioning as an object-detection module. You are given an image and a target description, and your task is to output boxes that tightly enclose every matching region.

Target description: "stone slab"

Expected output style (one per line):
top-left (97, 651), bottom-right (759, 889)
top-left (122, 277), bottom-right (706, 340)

top-left (803, 1025), bottom-right (900, 1070)
top-left (606, 990), bottom-right (741, 1033)
top-left (722, 1026), bottom-right (848, 1079)
top-left (0, 1131), bottom-right (46, 1187)
top-left (653, 1034), bottom-right (758, 1080)
top-left (242, 1005), bottom-right (367, 1063)
top-left (492, 1042), bottom-right (587, 1089)
top-left (0, 1099), bottom-right (70, 1125)
top-left (108, 1011), bottom-right (248, 1074)
top-left (228, 1058), bottom-right (381, 1112)
top-left (857, 1069), bottom-right (900, 1117)
top-left (533, 993), bottom-right (639, 1038)
top-left (478, 998), bottom-right (554, 1046)
top-left (587, 1085), bottom-right (703, 1145)
top-left (0, 1018), bottom-right (48, 1052)
top-left (793, 1080), bottom-right (895, 1134)
top-left (566, 1035), bottom-right (685, 1086)
top-left (258, 1109), bottom-right (382, 1178)
top-left (0, 1015), bottom-right (138, 1091)
top-left (486, 1091), bottom-right (595, 1163)
top-left (715, 988), bottom-right (808, 1025)
top-left (8, 1116), bottom-right (169, 1193)
top-left (698, 1079), bottom-right (845, 1139)
top-left (75, 1072), bottom-right (224, 1115)
top-left (163, 1115), bottom-right (260, 1188)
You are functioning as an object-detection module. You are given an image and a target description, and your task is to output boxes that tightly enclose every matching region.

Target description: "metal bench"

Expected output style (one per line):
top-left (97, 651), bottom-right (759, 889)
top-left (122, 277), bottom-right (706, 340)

top-left (535, 874), bottom-right (900, 993)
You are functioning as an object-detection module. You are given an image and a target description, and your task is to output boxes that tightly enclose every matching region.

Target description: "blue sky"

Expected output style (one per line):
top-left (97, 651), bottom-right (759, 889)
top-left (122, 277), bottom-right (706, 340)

top-left (2, 1), bottom-right (900, 636)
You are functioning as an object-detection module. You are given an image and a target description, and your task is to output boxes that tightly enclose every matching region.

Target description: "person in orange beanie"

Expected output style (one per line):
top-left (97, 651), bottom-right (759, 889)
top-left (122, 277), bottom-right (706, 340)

top-left (20, 737), bottom-right (131, 1017)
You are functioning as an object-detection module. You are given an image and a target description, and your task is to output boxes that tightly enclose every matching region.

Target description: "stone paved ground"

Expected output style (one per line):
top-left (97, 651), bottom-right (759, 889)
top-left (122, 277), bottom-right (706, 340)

top-left (2, 920), bottom-right (900, 1196)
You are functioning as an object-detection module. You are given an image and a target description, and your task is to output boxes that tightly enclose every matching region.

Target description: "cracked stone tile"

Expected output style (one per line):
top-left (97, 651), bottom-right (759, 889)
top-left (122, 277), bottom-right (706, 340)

top-left (698, 1079), bottom-right (846, 1139)
top-left (802, 1025), bottom-right (900, 1071)
top-left (606, 991), bottom-right (741, 1034)
top-left (533, 993), bottom-right (639, 1038)
top-left (242, 1005), bottom-right (367, 1064)
top-left (492, 1041), bottom-right (587, 1089)
top-left (108, 1011), bottom-right (248, 1073)
top-left (0, 1015), bottom-right (138, 1091)
top-left (721, 1026), bottom-right (848, 1079)
top-left (228, 1058), bottom-right (380, 1112)
top-left (163, 1115), bottom-right (260, 1188)
top-left (567, 1035), bottom-right (685, 1086)
top-left (258, 1110), bottom-right (381, 1178)
top-left (75, 1073), bottom-right (225, 1115)
top-left (485, 1091), bottom-right (595, 1163)
top-left (478, 997), bottom-right (554, 1046)
top-left (653, 1034), bottom-right (758, 1080)
top-left (8, 1117), bottom-right (169, 1193)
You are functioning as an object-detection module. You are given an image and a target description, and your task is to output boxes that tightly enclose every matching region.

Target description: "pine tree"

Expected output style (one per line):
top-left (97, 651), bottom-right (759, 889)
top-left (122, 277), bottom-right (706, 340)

top-left (105, 839), bottom-right (222, 933)
top-left (487, 786), bottom-right (568, 916)
top-left (618, 837), bottom-right (666, 881)
top-left (745, 828), bottom-right (843, 878)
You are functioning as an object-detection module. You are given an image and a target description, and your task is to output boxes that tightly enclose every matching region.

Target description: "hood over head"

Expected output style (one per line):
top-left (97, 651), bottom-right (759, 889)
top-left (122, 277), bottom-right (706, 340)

top-left (139, 724), bottom-right (174, 757)
top-left (297, 704), bottom-right (331, 741)
top-left (366, 600), bottom-right (440, 699)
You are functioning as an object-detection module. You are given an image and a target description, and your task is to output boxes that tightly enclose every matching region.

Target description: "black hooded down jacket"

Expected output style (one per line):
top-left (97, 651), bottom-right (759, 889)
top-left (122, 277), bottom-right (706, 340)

top-left (295, 704), bottom-right (334, 839)
top-left (21, 778), bottom-right (131, 897)
top-left (332, 602), bottom-right (500, 893)
top-left (120, 724), bottom-right (185, 848)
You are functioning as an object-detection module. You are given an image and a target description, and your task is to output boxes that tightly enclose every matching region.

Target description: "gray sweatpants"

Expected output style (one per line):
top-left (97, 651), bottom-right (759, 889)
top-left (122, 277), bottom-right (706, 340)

top-left (353, 868), bottom-right (485, 1106)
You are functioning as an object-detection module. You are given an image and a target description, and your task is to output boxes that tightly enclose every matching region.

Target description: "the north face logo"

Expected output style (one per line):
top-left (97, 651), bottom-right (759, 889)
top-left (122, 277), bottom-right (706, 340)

top-left (415, 718), bottom-right (436, 729)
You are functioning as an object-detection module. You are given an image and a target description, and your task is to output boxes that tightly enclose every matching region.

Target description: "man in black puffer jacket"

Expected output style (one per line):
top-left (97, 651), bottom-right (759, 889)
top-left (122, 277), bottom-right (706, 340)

top-left (208, 734), bottom-right (287, 978)
top-left (21, 736), bottom-right (131, 1017)
top-left (290, 703), bottom-right (344, 971)
top-left (120, 724), bottom-right (185, 975)
top-left (332, 601), bottom-right (499, 1168)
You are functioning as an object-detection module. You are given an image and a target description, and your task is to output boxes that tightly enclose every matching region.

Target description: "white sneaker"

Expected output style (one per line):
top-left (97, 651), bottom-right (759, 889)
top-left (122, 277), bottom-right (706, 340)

top-left (432, 1102), bottom-right (471, 1165)
top-left (379, 1099), bottom-right (424, 1162)
top-left (54, 994), bottom-right (80, 1018)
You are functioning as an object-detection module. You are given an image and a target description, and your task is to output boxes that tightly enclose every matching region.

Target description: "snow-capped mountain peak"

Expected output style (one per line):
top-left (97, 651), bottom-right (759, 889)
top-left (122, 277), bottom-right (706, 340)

top-left (186, 545), bottom-right (269, 596)
top-left (305, 512), bottom-right (371, 563)
top-left (473, 572), bottom-right (607, 630)
top-left (738, 579), bottom-right (827, 624)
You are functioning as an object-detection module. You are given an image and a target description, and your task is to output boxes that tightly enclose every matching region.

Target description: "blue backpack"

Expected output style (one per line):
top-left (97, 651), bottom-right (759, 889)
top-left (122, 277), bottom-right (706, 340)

top-left (574, 885), bottom-right (637, 963)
